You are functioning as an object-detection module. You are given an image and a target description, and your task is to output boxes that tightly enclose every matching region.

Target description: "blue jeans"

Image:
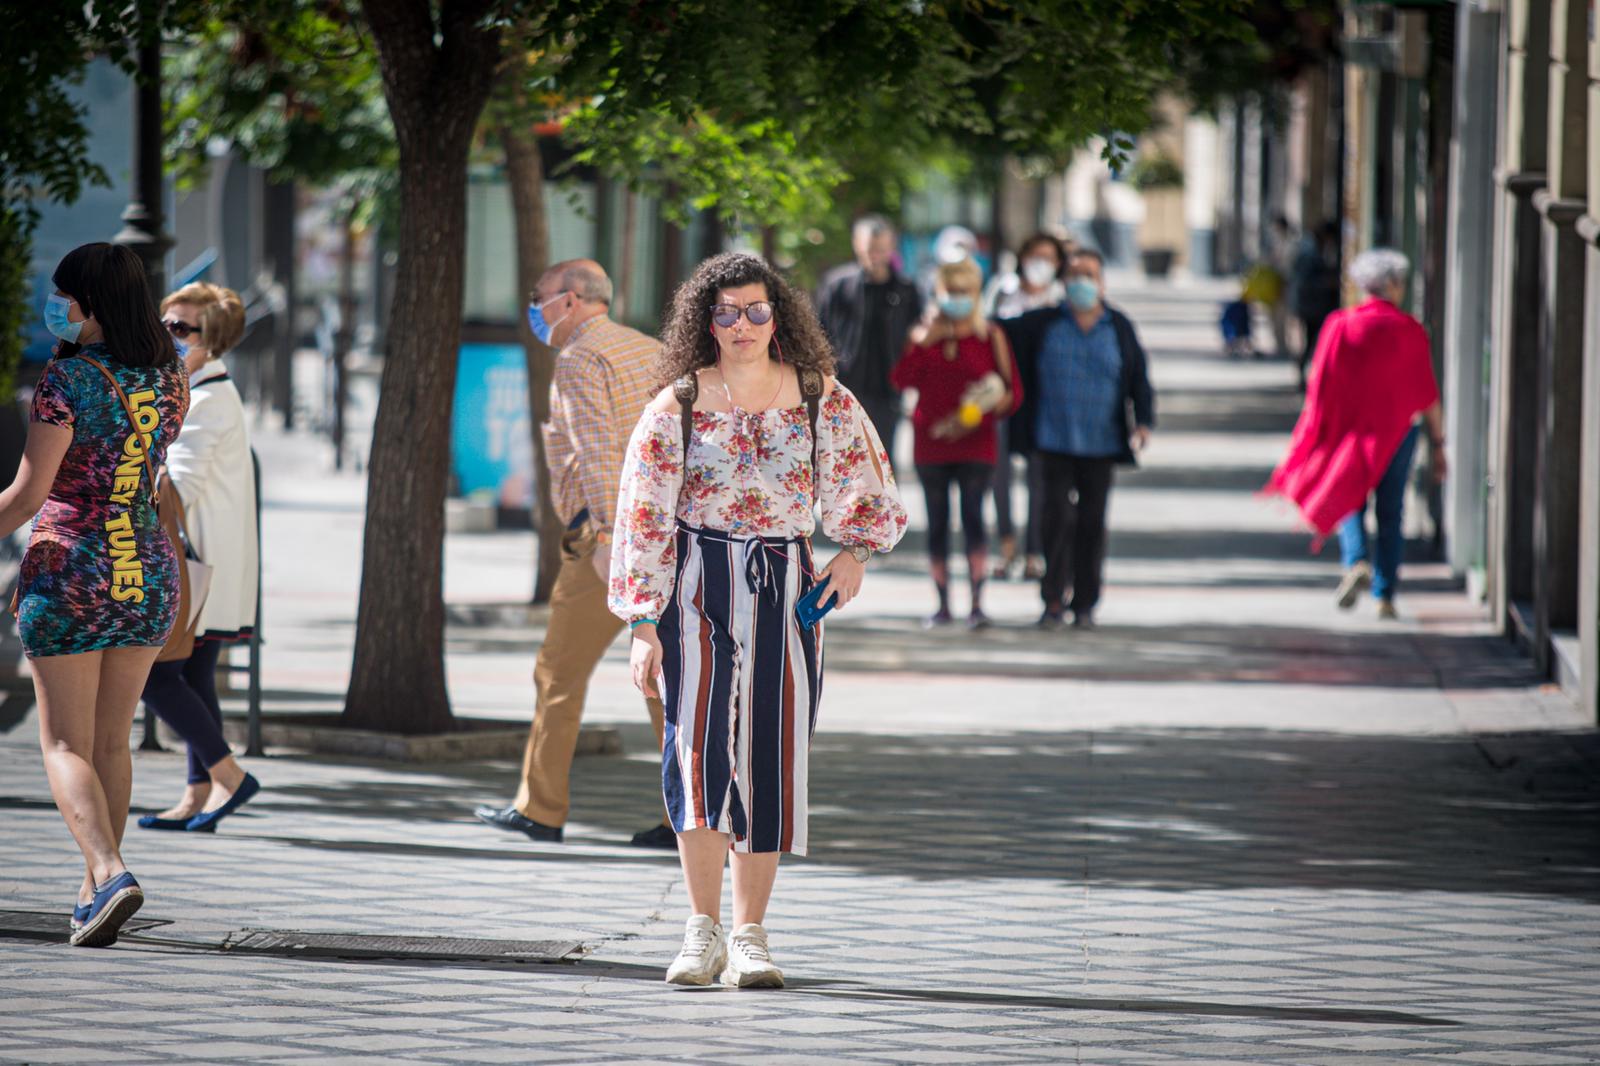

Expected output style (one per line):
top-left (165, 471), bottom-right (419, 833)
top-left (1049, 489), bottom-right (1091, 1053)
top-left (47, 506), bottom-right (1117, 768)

top-left (1338, 425), bottom-right (1419, 600)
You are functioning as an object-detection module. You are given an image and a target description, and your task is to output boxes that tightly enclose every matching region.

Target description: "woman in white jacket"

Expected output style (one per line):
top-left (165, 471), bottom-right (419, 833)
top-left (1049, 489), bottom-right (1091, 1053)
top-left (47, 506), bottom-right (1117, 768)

top-left (137, 282), bottom-right (262, 833)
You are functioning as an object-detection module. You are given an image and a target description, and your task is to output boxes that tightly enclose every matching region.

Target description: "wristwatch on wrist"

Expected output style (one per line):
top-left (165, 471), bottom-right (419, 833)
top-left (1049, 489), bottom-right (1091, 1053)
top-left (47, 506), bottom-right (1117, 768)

top-left (846, 543), bottom-right (872, 565)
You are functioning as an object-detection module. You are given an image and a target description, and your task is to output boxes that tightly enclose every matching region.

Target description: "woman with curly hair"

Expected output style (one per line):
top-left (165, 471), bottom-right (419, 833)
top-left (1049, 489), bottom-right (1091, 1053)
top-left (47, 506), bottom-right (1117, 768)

top-left (609, 252), bottom-right (907, 989)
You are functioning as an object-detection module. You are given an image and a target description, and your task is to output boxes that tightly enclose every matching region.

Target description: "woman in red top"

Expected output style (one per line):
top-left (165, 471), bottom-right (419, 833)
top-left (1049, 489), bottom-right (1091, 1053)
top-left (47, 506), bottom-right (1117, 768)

top-left (891, 258), bottom-right (1021, 628)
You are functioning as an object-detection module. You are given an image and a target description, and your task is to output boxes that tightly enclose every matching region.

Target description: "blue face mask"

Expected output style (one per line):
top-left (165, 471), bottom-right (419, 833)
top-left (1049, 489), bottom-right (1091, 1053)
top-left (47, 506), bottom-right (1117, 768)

top-left (938, 295), bottom-right (975, 319)
top-left (526, 292), bottom-right (570, 346)
top-left (44, 294), bottom-right (83, 343)
top-left (1065, 279), bottom-right (1100, 312)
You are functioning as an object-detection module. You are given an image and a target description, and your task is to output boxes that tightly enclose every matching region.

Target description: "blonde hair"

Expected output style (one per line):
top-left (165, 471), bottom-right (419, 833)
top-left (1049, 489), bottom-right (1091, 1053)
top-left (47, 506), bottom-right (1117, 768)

top-left (161, 281), bottom-right (245, 356)
top-left (935, 258), bottom-right (986, 329)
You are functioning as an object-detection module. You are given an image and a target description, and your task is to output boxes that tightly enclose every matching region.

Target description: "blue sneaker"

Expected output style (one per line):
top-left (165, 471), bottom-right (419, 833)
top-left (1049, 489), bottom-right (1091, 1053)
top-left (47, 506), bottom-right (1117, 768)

top-left (69, 902), bottom-right (91, 932)
top-left (185, 773), bottom-right (260, 833)
top-left (70, 872), bottom-right (142, 947)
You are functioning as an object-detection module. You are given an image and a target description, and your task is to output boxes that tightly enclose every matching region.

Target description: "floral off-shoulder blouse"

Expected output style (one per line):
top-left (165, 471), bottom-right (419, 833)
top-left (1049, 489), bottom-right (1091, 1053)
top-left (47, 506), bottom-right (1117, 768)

top-left (608, 383), bottom-right (908, 623)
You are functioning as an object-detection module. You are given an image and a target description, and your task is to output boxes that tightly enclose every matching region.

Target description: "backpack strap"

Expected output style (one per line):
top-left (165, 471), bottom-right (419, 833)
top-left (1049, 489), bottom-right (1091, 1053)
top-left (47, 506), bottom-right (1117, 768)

top-left (672, 373), bottom-right (699, 462)
top-left (79, 354), bottom-right (160, 507)
top-left (798, 367), bottom-right (823, 474)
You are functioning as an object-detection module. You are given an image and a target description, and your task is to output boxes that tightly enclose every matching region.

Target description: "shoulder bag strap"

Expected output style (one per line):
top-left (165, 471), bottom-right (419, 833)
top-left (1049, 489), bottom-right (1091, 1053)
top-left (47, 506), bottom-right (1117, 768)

top-left (79, 355), bottom-right (160, 507)
top-left (987, 322), bottom-right (1016, 391)
top-left (672, 374), bottom-right (699, 463)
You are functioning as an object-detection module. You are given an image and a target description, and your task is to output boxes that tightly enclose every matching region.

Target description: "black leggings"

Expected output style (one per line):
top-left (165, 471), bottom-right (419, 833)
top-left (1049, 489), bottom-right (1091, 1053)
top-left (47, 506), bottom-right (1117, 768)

top-left (141, 640), bottom-right (228, 785)
top-left (916, 461), bottom-right (993, 562)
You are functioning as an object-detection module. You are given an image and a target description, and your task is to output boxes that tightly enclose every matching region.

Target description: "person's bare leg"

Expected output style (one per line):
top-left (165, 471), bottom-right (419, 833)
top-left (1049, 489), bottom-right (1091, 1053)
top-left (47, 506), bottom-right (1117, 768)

top-left (34, 652), bottom-right (124, 892)
top-left (151, 781), bottom-right (211, 821)
top-left (198, 754), bottom-right (248, 812)
top-left (678, 827), bottom-right (730, 923)
top-left (93, 647), bottom-right (164, 852)
top-left (729, 852), bottom-right (780, 927)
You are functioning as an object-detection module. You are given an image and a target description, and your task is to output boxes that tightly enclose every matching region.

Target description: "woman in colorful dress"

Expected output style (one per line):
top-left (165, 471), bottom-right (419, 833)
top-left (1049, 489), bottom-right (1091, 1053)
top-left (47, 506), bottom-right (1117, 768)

top-left (0, 243), bottom-right (189, 946)
top-left (137, 282), bottom-right (261, 833)
top-left (610, 252), bottom-right (907, 989)
top-left (892, 257), bottom-right (1021, 628)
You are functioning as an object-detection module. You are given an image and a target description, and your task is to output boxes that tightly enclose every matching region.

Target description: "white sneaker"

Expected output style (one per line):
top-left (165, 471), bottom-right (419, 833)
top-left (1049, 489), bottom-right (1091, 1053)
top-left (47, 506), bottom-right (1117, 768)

top-left (1336, 561), bottom-right (1372, 609)
top-left (665, 915), bottom-right (727, 986)
top-left (721, 923), bottom-right (784, 989)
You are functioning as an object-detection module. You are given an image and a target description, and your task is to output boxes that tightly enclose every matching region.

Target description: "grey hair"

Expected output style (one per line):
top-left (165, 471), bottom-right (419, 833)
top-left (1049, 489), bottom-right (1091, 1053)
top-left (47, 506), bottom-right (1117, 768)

top-left (852, 214), bottom-right (893, 244)
top-left (1348, 248), bottom-right (1409, 296)
top-left (551, 260), bottom-right (613, 305)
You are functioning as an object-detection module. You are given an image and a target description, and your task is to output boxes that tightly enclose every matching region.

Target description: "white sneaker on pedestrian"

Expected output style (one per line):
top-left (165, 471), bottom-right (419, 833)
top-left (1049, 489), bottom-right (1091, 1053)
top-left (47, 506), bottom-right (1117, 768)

top-left (721, 923), bottom-right (784, 989)
top-left (1336, 561), bottom-right (1372, 609)
top-left (665, 915), bottom-right (727, 986)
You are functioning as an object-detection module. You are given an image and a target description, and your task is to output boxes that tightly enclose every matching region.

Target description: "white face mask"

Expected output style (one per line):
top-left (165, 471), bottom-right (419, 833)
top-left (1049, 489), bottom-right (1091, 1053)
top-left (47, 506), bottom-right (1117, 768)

top-left (1021, 258), bottom-right (1058, 288)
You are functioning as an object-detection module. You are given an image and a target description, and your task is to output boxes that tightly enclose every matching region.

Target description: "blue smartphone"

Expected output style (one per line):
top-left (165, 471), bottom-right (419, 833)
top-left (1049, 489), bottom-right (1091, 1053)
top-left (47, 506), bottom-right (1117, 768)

top-left (795, 577), bottom-right (837, 630)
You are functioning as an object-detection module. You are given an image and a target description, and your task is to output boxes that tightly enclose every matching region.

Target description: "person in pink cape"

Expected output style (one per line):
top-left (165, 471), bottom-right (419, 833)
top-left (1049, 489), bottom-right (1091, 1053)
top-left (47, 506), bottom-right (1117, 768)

top-left (1266, 248), bottom-right (1446, 620)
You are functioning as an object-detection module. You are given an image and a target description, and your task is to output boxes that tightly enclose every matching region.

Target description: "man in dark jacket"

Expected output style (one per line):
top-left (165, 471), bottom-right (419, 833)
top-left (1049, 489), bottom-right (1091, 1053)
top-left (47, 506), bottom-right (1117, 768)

top-left (1002, 249), bottom-right (1155, 629)
top-left (814, 215), bottom-right (924, 461)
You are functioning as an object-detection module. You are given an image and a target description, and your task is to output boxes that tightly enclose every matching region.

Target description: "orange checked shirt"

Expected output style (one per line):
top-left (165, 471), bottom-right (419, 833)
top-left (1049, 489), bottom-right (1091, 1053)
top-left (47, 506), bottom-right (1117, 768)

top-left (543, 315), bottom-right (661, 530)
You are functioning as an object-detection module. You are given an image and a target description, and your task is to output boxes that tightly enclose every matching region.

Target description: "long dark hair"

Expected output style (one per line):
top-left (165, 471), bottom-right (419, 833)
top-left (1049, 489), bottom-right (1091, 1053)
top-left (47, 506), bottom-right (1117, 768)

top-left (51, 243), bottom-right (178, 367)
top-left (656, 252), bottom-right (836, 386)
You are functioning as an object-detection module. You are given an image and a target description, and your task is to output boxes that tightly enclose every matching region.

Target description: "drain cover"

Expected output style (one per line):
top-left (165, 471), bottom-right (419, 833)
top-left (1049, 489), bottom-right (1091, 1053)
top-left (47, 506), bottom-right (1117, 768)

top-left (218, 931), bottom-right (583, 963)
top-left (0, 909), bottom-right (165, 942)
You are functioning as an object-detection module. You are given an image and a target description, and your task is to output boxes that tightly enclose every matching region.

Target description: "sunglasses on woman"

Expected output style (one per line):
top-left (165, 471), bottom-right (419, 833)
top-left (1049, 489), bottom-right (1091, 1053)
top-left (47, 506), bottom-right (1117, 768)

top-left (710, 301), bottom-right (773, 328)
top-left (163, 318), bottom-right (202, 340)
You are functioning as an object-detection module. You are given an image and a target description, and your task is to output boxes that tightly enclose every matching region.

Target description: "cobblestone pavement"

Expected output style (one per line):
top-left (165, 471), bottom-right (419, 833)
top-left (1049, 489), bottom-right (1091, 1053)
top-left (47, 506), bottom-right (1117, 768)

top-left (2, 274), bottom-right (1597, 1065)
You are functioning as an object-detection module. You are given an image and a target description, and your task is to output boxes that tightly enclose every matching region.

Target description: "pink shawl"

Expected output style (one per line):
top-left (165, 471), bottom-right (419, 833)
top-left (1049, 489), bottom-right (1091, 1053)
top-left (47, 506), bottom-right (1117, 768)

top-left (1266, 298), bottom-right (1439, 541)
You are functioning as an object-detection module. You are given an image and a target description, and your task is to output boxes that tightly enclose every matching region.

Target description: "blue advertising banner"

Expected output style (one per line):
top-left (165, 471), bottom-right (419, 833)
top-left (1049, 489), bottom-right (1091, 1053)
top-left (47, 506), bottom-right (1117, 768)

top-left (451, 343), bottom-right (535, 512)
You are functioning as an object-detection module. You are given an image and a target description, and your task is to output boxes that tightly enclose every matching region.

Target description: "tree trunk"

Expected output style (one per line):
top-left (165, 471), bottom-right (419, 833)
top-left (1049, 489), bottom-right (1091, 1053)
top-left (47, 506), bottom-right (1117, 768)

top-left (500, 119), bottom-right (562, 603)
top-left (344, 0), bottom-right (500, 734)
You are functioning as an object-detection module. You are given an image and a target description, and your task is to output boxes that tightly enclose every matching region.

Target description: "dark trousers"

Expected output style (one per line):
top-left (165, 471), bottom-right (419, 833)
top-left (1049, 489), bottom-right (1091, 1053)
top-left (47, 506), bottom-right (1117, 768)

top-left (915, 462), bottom-right (993, 561)
top-left (857, 393), bottom-right (901, 470)
top-left (141, 640), bottom-right (229, 785)
top-left (1037, 452), bottom-right (1117, 615)
top-left (993, 444), bottom-right (1044, 555)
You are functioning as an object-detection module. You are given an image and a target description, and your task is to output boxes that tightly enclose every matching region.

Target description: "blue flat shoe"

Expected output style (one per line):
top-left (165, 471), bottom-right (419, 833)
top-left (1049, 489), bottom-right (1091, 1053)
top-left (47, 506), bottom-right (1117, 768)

top-left (137, 814), bottom-right (194, 831)
top-left (185, 773), bottom-right (260, 833)
top-left (70, 872), bottom-right (142, 947)
top-left (69, 902), bottom-right (90, 932)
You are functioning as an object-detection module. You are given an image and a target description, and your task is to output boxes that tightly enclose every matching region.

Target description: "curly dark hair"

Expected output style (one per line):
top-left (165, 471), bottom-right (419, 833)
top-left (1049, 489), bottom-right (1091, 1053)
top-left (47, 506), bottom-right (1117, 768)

top-left (656, 252), bottom-right (836, 387)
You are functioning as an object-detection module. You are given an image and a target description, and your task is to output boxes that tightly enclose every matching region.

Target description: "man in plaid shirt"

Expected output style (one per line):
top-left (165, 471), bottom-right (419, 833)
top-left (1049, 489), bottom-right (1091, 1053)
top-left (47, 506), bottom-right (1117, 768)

top-left (475, 259), bottom-right (672, 848)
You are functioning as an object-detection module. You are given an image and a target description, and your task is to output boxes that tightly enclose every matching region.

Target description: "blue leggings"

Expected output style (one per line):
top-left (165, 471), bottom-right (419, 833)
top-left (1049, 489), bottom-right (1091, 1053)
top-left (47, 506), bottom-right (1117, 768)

top-left (141, 640), bottom-right (229, 785)
top-left (1338, 426), bottom-right (1420, 600)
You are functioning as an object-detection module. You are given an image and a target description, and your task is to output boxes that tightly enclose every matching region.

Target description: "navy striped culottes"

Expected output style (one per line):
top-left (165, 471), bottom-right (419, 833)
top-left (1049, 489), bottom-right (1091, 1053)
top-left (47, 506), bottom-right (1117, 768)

top-left (657, 525), bottom-right (823, 855)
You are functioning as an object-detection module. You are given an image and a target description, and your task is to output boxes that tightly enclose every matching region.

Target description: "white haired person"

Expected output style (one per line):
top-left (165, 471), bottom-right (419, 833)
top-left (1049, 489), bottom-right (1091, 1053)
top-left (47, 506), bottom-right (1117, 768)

top-left (1268, 248), bottom-right (1446, 619)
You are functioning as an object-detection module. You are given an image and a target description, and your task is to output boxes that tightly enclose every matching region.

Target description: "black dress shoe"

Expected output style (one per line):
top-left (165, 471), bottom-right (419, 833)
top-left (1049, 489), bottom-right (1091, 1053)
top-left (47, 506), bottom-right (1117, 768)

top-left (630, 823), bottom-right (678, 850)
top-left (474, 805), bottom-right (562, 843)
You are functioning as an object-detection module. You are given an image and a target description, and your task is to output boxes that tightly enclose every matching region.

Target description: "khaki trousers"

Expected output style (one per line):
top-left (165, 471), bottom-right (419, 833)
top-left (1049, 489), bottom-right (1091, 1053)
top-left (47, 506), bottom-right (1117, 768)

top-left (513, 523), bottom-right (666, 827)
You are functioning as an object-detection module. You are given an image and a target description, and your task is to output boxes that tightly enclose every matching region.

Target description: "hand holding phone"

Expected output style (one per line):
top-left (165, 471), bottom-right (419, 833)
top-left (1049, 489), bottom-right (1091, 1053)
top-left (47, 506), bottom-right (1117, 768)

top-left (795, 577), bottom-right (837, 630)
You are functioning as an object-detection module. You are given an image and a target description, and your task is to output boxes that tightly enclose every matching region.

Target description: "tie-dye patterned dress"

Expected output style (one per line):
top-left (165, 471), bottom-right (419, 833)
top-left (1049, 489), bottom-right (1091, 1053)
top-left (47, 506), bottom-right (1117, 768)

top-left (18, 346), bottom-right (189, 658)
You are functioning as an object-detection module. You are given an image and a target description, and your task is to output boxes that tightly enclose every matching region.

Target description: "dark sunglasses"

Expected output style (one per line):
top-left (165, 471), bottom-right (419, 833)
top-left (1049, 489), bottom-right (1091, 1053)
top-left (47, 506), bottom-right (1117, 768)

top-left (164, 319), bottom-right (202, 340)
top-left (710, 301), bottom-right (773, 328)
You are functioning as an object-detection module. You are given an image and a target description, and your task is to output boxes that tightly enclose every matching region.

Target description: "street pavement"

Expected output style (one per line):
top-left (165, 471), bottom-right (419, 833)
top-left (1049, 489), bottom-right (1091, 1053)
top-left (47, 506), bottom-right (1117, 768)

top-left (1, 272), bottom-right (1597, 1065)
